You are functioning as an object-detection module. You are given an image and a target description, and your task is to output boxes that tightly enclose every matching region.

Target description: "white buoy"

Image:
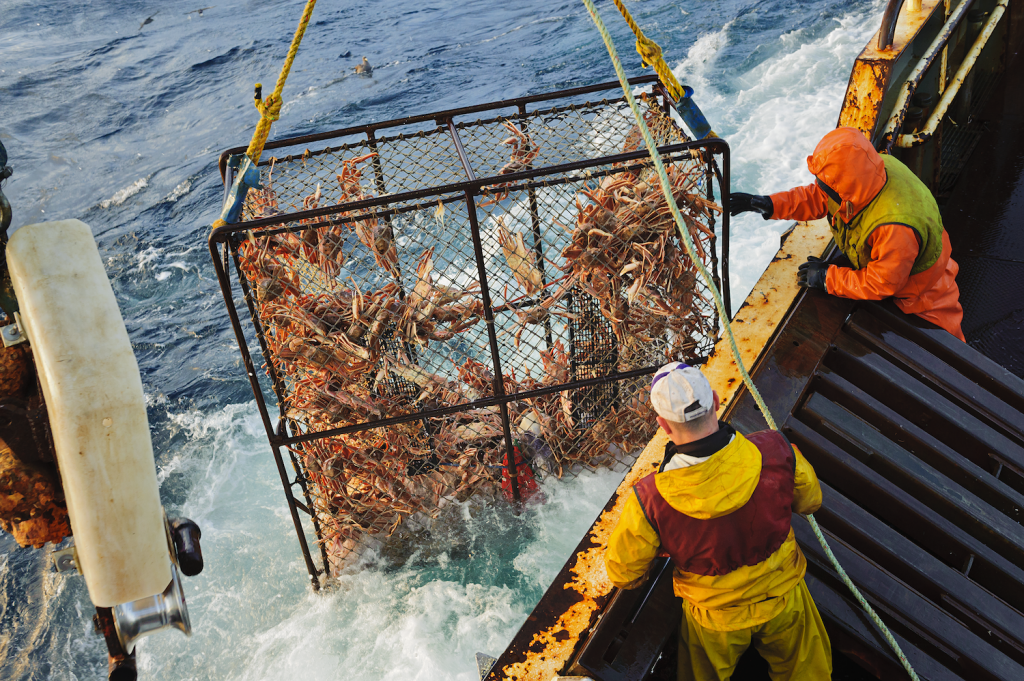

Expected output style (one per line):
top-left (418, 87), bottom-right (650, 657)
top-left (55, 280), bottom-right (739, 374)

top-left (7, 219), bottom-right (170, 607)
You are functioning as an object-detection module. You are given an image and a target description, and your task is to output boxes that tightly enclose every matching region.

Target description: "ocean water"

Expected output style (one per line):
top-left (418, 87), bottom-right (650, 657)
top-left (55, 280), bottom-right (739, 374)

top-left (0, 0), bottom-right (882, 678)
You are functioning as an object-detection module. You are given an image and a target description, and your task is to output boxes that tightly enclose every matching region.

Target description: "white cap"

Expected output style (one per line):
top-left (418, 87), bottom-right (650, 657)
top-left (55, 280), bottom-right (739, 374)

top-left (650, 362), bottom-right (714, 422)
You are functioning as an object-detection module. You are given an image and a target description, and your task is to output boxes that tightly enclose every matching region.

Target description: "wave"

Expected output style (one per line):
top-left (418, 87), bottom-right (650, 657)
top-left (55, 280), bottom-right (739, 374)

top-left (98, 177), bottom-right (149, 209)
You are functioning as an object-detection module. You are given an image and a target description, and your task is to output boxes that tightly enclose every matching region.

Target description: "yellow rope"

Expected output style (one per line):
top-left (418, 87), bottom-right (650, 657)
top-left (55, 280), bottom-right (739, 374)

top-left (212, 0), bottom-right (317, 230)
top-left (610, 0), bottom-right (684, 101)
top-left (245, 0), bottom-right (318, 165)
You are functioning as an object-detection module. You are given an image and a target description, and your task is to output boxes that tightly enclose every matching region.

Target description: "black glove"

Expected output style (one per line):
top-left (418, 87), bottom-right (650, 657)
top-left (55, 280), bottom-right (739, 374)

top-left (729, 192), bottom-right (774, 219)
top-left (797, 256), bottom-right (829, 291)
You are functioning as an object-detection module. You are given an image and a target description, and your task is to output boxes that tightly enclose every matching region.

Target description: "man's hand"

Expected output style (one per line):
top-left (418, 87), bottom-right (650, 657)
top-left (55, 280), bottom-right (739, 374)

top-left (729, 192), bottom-right (774, 219)
top-left (797, 256), bottom-right (829, 291)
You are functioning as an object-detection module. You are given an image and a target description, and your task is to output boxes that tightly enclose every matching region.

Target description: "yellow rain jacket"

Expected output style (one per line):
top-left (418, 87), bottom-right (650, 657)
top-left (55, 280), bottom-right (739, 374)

top-left (605, 429), bottom-right (822, 632)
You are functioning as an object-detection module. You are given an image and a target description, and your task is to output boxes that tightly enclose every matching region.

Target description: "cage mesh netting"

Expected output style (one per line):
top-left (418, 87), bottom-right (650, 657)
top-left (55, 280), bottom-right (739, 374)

top-left (212, 78), bottom-right (727, 577)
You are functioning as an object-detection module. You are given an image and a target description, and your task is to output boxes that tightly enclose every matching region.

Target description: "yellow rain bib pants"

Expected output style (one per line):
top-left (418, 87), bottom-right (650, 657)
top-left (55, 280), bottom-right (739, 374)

top-left (679, 579), bottom-right (832, 681)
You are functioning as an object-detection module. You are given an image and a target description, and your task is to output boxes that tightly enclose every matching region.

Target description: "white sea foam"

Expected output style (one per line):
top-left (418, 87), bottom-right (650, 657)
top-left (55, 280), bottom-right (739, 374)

top-left (98, 177), bottom-right (149, 209)
top-left (134, 402), bottom-right (620, 680)
top-left (163, 178), bottom-right (192, 203)
top-left (674, 3), bottom-right (882, 303)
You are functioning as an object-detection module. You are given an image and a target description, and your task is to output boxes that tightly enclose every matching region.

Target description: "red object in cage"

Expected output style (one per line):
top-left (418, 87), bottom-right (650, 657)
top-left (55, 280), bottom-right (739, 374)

top-left (502, 444), bottom-right (543, 503)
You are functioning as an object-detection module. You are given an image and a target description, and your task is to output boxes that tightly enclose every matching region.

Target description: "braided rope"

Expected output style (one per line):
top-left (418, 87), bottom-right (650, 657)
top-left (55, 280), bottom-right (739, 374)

top-left (610, 0), bottom-right (685, 101)
top-left (244, 0), bottom-right (318, 165)
top-left (581, 2), bottom-right (920, 678)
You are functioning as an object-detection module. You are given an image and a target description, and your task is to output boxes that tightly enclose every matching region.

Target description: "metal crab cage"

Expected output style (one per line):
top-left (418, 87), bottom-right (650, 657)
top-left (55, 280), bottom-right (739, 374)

top-left (210, 75), bottom-right (731, 587)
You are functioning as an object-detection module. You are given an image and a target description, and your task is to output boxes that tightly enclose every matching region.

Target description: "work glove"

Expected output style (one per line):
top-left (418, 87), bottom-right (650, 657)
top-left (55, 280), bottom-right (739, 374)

top-left (797, 256), bottom-right (829, 291)
top-left (729, 192), bottom-right (774, 219)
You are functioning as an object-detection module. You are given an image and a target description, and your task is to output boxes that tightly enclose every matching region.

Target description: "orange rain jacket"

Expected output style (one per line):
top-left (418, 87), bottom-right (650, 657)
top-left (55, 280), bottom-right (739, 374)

top-left (768, 128), bottom-right (965, 341)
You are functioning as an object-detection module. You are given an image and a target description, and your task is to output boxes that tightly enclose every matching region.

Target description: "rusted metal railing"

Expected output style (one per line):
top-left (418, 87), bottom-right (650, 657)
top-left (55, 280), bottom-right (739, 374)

top-left (895, 0), bottom-right (1008, 147)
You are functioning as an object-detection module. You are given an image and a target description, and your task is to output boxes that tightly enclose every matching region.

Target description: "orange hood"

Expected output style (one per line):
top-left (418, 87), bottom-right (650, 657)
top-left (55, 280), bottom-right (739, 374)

top-left (806, 127), bottom-right (887, 221)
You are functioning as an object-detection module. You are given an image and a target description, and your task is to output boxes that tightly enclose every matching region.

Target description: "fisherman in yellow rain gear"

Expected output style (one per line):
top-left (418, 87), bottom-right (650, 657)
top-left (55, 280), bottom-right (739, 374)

top-left (605, 362), bottom-right (832, 680)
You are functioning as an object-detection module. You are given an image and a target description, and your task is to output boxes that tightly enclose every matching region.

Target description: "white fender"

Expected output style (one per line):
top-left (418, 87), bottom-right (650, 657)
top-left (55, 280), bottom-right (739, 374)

top-left (7, 219), bottom-right (169, 607)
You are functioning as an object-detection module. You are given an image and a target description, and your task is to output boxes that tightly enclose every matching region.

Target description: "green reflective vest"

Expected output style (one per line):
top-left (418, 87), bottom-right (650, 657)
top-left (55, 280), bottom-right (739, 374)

top-left (826, 155), bottom-right (944, 275)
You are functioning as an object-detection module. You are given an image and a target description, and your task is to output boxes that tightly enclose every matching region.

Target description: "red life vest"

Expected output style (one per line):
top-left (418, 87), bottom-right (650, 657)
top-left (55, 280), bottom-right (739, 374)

top-left (633, 431), bottom-right (795, 577)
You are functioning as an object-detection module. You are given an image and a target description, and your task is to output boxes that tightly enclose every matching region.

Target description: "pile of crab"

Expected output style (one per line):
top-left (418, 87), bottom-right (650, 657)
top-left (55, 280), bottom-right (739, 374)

top-left (234, 110), bottom-right (719, 576)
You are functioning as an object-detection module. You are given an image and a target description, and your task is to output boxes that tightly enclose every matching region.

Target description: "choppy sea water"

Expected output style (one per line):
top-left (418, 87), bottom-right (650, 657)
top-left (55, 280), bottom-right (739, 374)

top-left (0, 0), bottom-right (882, 678)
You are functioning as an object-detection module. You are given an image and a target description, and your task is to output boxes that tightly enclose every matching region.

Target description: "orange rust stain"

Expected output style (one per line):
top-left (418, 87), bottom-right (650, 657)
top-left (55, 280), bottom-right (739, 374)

top-left (837, 0), bottom-right (944, 137)
top-left (499, 430), bottom-right (668, 680)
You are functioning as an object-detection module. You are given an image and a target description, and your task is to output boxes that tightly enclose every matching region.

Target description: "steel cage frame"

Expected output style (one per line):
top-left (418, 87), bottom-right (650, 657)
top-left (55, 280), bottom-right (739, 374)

top-left (209, 77), bottom-right (731, 588)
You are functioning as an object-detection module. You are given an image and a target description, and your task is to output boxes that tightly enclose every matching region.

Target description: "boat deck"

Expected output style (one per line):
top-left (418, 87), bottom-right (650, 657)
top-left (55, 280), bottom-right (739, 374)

top-left (720, 55), bottom-right (1024, 681)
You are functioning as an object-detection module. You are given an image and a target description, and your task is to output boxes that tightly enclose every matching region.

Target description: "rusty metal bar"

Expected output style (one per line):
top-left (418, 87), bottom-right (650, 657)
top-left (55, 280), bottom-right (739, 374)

top-left (217, 75), bottom-right (662, 180)
top-left (897, 0), bottom-right (1008, 148)
top-left (878, 0), bottom-right (978, 151)
top-left (445, 118), bottom-right (520, 501)
top-left (878, 0), bottom-right (909, 50)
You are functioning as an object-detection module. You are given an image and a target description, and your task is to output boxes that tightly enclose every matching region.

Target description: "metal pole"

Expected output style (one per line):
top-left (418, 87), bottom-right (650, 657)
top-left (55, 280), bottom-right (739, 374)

top-left (271, 437), bottom-right (321, 590)
top-left (208, 238), bottom-right (278, 440)
top-left (896, 0), bottom-right (1007, 148)
top-left (518, 103), bottom-right (554, 350)
top-left (283, 420), bottom-right (330, 573)
top-left (877, 0), bottom-right (978, 151)
top-left (704, 150), bottom-right (722, 341)
top-left (230, 241), bottom-right (289, 412)
top-left (276, 365), bottom-right (661, 447)
top-left (446, 118), bottom-right (521, 502)
top-left (214, 239), bottom-right (320, 589)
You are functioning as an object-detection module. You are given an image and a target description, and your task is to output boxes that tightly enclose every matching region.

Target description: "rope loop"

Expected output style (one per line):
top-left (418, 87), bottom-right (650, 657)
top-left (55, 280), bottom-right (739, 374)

top-left (611, 0), bottom-right (684, 101)
top-left (242, 0), bottom-right (318, 165)
top-left (636, 34), bottom-right (662, 68)
top-left (255, 93), bottom-right (283, 122)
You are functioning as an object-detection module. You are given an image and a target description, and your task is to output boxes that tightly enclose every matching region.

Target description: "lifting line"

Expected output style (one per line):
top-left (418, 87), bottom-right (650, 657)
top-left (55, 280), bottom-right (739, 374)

top-left (609, 0), bottom-right (717, 138)
top-left (581, 1), bottom-right (920, 678)
top-left (212, 0), bottom-right (318, 230)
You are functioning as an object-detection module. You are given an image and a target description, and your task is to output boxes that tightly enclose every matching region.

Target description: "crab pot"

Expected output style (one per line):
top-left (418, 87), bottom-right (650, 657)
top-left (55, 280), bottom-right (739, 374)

top-left (210, 75), bottom-right (731, 582)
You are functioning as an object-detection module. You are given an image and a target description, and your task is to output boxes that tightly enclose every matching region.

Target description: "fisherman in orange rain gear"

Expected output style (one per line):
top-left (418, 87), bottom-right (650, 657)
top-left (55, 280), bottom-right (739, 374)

top-left (730, 126), bottom-right (965, 341)
top-left (605, 363), bottom-right (831, 681)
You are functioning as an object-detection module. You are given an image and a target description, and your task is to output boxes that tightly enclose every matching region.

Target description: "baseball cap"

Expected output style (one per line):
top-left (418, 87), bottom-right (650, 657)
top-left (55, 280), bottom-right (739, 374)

top-left (650, 362), bottom-right (713, 422)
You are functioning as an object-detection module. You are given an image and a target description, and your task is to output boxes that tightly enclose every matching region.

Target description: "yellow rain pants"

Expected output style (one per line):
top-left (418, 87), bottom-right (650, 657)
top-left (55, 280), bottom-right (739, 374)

top-left (678, 579), bottom-right (832, 681)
